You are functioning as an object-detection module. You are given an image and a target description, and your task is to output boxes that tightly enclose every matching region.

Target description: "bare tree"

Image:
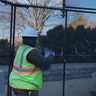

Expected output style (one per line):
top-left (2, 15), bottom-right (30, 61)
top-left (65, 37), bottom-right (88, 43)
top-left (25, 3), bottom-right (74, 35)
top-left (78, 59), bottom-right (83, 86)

top-left (0, 0), bottom-right (63, 35)
top-left (0, 0), bottom-right (76, 39)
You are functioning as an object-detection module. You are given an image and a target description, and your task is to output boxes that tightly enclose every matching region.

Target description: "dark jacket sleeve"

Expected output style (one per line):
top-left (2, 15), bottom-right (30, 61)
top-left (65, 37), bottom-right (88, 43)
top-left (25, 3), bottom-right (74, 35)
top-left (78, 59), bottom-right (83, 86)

top-left (26, 49), bottom-right (54, 71)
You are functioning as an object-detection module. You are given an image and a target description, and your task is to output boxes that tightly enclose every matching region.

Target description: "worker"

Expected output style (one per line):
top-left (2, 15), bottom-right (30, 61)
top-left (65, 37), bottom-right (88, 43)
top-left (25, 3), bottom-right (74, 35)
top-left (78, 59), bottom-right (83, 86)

top-left (9, 26), bottom-right (55, 96)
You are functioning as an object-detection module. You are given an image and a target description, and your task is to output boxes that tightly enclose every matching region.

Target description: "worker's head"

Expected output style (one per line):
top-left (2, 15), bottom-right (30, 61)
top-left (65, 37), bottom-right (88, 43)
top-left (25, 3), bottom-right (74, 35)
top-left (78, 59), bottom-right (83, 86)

top-left (21, 27), bottom-right (38, 47)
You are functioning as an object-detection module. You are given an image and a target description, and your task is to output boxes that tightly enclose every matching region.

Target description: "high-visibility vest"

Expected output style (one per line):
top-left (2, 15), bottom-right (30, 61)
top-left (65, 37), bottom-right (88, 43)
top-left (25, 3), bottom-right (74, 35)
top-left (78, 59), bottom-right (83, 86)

top-left (9, 44), bottom-right (42, 90)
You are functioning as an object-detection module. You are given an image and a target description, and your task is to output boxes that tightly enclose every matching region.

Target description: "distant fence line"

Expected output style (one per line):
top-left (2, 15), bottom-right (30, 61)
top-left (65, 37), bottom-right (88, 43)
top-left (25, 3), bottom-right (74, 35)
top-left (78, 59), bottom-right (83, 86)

top-left (0, 63), bottom-right (96, 82)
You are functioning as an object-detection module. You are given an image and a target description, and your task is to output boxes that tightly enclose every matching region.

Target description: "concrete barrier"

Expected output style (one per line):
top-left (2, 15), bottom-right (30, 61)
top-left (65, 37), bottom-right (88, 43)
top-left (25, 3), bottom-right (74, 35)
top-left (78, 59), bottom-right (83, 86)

top-left (43, 63), bottom-right (96, 81)
top-left (1, 63), bottom-right (96, 82)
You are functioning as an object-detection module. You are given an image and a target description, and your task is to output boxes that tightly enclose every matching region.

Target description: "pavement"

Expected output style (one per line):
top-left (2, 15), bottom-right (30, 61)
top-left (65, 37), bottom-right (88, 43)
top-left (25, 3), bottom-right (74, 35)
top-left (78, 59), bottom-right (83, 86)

top-left (5, 78), bottom-right (96, 96)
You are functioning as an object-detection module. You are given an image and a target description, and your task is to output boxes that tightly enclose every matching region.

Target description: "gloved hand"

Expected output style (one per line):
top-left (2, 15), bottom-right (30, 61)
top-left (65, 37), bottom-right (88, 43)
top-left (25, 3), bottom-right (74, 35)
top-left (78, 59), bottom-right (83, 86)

top-left (44, 47), bottom-right (50, 58)
top-left (50, 50), bottom-right (55, 56)
top-left (43, 48), bottom-right (55, 58)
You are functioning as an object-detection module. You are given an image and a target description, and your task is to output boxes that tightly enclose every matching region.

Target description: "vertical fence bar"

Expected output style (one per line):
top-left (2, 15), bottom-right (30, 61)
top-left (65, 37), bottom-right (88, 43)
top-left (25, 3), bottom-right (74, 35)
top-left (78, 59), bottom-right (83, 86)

top-left (62, 0), bottom-right (65, 18)
top-left (12, 6), bottom-right (16, 56)
top-left (7, 5), bottom-right (16, 96)
top-left (7, 4), bottom-right (13, 96)
top-left (62, 10), bottom-right (67, 96)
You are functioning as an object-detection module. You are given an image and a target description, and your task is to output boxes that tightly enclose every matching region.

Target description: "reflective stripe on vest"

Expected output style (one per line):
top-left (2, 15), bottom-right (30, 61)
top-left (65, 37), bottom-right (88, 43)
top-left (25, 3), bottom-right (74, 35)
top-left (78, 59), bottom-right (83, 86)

top-left (13, 46), bottom-right (41, 74)
top-left (13, 64), bottom-right (41, 74)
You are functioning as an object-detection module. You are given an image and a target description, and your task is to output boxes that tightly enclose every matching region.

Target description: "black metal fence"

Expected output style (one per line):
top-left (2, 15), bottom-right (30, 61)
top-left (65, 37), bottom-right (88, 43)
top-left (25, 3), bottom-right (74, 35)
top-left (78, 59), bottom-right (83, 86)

top-left (1, 0), bottom-right (96, 96)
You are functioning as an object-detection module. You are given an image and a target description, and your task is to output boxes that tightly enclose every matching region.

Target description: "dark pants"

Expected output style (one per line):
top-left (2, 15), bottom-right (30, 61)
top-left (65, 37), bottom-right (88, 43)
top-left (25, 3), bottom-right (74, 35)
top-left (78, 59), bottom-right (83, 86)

top-left (13, 88), bottom-right (39, 96)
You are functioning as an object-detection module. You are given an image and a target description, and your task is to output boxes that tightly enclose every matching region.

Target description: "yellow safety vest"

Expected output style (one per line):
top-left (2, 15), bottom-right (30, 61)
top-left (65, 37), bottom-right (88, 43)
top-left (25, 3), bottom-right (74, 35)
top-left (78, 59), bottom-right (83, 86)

top-left (9, 45), bottom-right (42, 90)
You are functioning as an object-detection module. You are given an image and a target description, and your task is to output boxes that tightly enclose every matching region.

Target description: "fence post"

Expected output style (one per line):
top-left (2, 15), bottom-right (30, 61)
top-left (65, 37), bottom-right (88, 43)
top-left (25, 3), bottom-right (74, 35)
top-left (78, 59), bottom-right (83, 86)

top-left (0, 70), bottom-right (5, 96)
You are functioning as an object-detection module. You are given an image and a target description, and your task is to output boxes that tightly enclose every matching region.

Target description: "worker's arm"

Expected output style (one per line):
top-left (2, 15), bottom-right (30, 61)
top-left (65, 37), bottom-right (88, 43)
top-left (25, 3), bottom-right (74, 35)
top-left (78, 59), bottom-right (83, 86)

top-left (27, 49), bottom-right (54, 71)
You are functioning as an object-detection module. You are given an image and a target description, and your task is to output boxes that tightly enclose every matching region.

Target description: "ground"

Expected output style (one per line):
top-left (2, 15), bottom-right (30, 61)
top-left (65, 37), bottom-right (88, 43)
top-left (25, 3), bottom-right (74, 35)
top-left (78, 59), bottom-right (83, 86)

top-left (5, 78), bottom-right (96, 96)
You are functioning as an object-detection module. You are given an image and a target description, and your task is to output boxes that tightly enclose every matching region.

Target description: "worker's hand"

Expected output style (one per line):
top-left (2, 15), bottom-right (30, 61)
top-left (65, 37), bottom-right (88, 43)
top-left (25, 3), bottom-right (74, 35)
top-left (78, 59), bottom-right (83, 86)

top-left (44, 47), bottom-right (50, 58)
top-left (50, 50), bottom-right (55, 56)
top-left (43, 48), bottom-right (55, 58)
